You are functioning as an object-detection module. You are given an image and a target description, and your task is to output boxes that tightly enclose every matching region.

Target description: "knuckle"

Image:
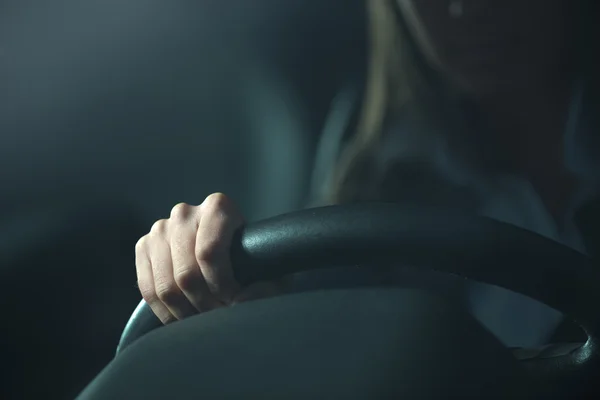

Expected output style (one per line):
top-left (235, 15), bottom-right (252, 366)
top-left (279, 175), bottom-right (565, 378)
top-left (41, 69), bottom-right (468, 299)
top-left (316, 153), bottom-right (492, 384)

top-left (135, 236), bottom-right (147, 252)
top-left (170, 202), bottom-right (191, 220)
top-left (195, 239), bottom-right (225, 264)
top-left (201, 192), bottom-right (229, 213)
top-left (138, 283), bottom-right (157, 302)
top-left (174, 267), bottom-right (202, 290)
top-left (155, 281), bottom-right (181, 303)
top-left (150, 219), bottom-right (167, 235)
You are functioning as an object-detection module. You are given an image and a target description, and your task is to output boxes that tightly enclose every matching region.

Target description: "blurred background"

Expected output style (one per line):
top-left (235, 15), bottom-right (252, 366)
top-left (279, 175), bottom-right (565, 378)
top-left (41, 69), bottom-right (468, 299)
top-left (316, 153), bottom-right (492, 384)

top-left (0, 0), bottom-right (364, 398)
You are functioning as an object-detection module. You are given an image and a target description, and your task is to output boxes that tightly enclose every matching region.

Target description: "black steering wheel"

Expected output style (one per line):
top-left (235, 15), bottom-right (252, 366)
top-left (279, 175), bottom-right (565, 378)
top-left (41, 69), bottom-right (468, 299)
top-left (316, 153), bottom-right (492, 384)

top-left (105, 204), bottom-right (599, 397)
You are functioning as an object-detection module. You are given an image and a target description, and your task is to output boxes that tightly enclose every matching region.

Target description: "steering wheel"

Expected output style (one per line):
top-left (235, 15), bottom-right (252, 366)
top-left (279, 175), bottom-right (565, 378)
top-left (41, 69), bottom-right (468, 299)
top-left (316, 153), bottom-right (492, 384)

top-left (106, 204), bottom-right (600, 397)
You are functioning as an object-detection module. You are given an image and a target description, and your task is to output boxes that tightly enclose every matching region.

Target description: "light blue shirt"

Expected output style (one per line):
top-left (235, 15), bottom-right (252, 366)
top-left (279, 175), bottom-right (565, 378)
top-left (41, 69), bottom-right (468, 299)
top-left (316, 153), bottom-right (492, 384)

top-left (304, 81), bottom-right (599, 348)
top-left (465, 81), bottom-right (599, 347)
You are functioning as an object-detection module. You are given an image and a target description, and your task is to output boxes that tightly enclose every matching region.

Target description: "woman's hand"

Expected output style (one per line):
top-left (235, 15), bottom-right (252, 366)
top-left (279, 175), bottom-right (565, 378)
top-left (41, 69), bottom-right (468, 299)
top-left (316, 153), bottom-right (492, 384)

top-left (135, 193), bottom-right (284, 324)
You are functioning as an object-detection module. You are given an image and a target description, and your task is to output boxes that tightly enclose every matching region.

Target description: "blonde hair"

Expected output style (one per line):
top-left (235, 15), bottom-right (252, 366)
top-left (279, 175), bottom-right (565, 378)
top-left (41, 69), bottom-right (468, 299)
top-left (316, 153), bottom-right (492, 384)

top-left (326, 0), bottom-right (598, 205)
top-left (327, 0), bottom-right (427, 204)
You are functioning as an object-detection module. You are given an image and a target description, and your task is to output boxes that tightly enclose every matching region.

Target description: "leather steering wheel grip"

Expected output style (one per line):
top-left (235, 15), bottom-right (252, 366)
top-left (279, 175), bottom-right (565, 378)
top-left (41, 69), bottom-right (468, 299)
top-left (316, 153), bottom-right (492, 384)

top-left (117, 203), bottom-right (600, 383)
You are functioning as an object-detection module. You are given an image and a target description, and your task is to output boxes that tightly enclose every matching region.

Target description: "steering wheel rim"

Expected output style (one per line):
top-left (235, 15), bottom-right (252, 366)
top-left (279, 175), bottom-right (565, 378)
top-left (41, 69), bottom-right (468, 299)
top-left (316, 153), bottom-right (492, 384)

top-left (118, 203), bottom-right (600, 382)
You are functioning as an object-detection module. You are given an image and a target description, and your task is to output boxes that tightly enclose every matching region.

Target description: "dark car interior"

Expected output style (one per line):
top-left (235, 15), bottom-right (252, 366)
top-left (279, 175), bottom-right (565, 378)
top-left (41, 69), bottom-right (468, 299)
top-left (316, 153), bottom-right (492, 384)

top-left (1, 1), bottom-right (599, 399)
top-left (0, 1), bottom-right (364, 398)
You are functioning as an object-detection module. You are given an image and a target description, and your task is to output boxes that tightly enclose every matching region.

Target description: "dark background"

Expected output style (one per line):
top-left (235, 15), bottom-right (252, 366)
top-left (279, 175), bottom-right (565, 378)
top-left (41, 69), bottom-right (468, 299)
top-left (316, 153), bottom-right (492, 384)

top-left (0, 1), bottom-right (364, 398)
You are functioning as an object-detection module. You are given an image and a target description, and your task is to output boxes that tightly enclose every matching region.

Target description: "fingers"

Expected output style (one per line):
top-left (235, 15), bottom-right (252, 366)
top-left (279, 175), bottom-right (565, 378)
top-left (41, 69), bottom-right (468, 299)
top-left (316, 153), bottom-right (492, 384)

top-left (195, 193), bottom-right (243, 304)
top-left (170, 220), bottom-right (223, 312)
top-left (148, 232), bottom-right (198, 320)
top-left (134, 193), bottom-right (284, 325)
top-left (136, 216), bottom-right (198, 324)
top-left (135, 237), bottom-right (176, 324)
top-left (134, 194), bottom-right (245, 324)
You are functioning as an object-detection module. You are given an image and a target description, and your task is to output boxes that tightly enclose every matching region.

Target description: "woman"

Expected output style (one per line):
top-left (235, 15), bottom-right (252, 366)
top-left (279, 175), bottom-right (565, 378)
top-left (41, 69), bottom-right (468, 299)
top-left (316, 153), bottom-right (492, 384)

top-left (135, 0), bottom-right (599, 347)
